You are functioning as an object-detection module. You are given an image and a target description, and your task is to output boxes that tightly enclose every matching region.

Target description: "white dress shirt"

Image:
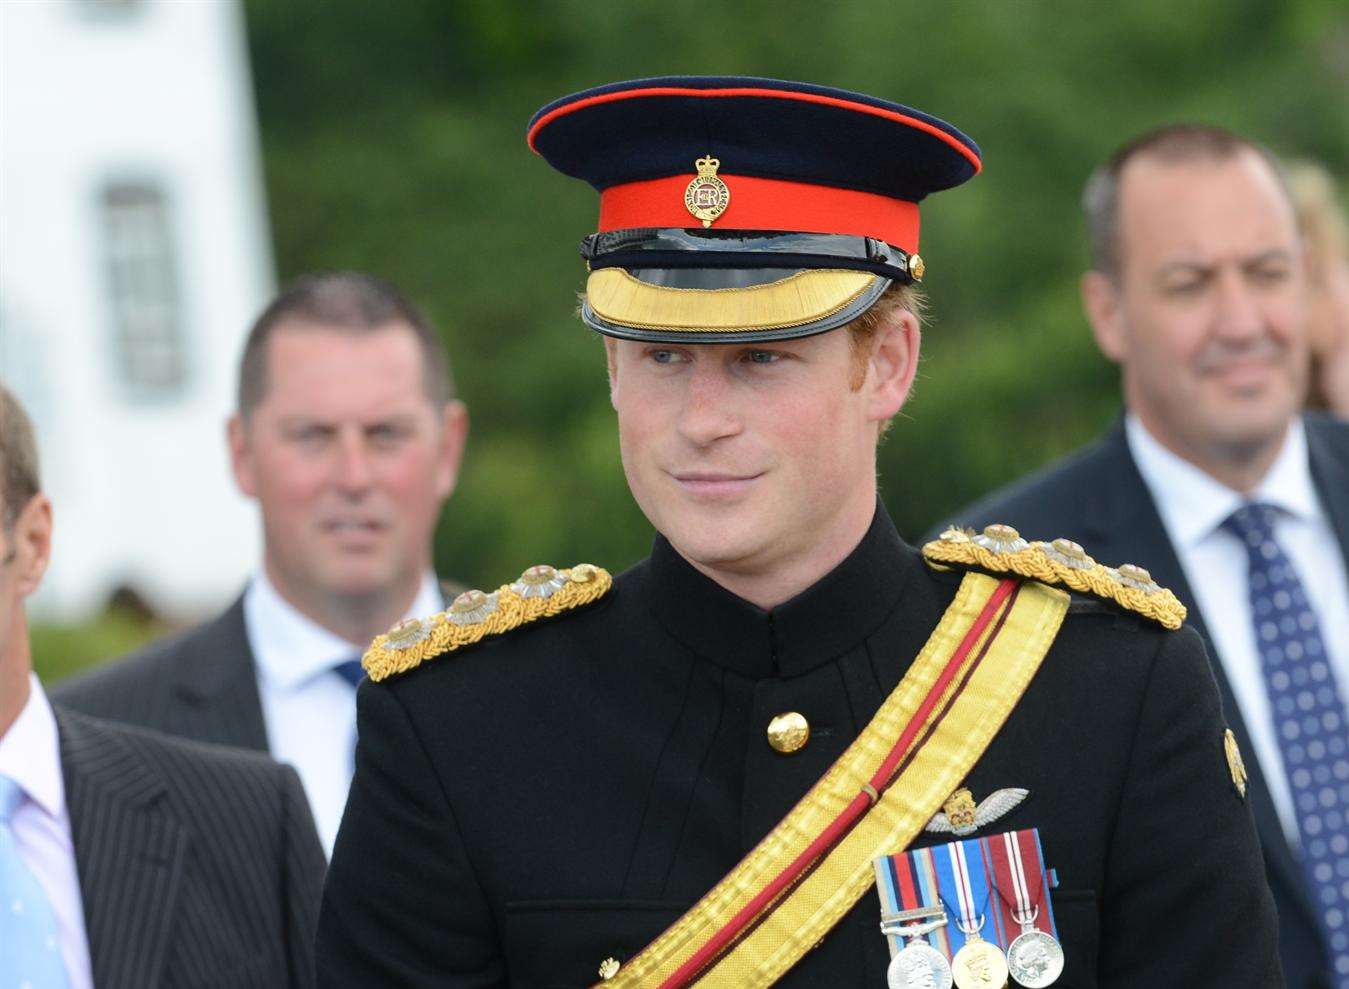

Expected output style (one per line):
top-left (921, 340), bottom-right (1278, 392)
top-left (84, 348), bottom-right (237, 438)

top-left (0, 674), bottom-right (94, 989)
top-left (1126, 415), bottom-right (1349, 843)
top-left (244, 570), bottom-right (443, 858)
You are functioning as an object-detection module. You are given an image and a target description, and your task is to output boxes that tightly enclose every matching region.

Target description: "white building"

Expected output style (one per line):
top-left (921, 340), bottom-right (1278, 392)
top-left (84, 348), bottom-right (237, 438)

top-left (0, 0), bottom-right (271, 621)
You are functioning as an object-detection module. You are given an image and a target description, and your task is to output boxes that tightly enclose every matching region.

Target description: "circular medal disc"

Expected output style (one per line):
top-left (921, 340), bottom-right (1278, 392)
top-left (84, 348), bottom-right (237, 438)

top-left (1006, 929), bottom-right (1064, 988)
top-left (887, 942), bottom-right (954, 989)
top-left (952, 938), bottom-right (1009, 989)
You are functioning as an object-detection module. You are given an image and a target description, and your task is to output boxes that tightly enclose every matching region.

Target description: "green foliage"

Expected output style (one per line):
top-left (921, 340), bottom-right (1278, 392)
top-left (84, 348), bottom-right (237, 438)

top-left (243, 0), bottom-right (1349, 584)
top-left (31, 610), bottom-right (165, 685)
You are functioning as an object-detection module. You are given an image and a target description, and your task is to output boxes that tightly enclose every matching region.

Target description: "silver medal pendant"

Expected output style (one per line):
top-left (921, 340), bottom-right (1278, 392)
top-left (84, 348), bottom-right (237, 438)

top-left (887, 941), bottom-right (954, 989)
top-left (1006, 929), bottom-right (1063, 988)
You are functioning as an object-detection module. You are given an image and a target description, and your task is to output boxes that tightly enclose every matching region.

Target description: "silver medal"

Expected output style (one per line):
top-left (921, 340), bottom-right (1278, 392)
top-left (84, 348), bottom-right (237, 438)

top-left (887, 941), bottom-right (954, 989)
top-left (880, 910), bottom-right (954, 989)
top-left (1006, 928), bottom-right (1063, 988)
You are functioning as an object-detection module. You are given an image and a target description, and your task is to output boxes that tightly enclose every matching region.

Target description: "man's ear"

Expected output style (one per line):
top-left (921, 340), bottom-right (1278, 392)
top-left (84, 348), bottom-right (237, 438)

top-left (11, 493), bottom-right (53, 599)
top-left (1081, 270), bottom-right (1126, 363)
top-left (435, 400), bottom-right (470, 499)
top-left (865, 307), bottom-right (921, 424)
top-left (227, 413), bottom-right (258, 498)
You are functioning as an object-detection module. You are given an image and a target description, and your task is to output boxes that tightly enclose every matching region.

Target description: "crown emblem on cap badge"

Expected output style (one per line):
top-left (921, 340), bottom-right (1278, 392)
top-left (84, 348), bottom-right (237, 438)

top-left (684, 156), bottom-right (730, 227)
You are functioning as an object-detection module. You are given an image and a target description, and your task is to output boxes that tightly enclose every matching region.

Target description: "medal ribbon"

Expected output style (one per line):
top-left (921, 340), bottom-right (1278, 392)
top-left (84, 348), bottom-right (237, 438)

top-left (986, 829), bottom-right (1059, 939)
top-left (875, 848), bottom-right (952, 958)
top-left (933, 835), bottom-right (994, 953)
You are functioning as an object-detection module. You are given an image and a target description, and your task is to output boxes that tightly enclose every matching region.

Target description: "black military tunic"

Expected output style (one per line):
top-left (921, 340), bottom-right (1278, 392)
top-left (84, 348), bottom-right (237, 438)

top-left (317, 505), bottom-right (1282, 987)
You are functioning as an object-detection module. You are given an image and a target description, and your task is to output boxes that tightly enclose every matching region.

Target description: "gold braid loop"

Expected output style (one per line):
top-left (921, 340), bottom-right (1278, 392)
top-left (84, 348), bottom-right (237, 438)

top-left (923, 527), bottom-right (1186, 630)
top-left (362, 564), bottom-right (613, 682)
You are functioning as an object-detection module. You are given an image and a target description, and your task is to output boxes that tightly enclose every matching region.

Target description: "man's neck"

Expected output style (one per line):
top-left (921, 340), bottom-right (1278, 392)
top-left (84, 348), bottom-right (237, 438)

top-left (261, 562), bottom-right (425, 646)
top-left (1133, 409), bottom-right (1290, 496)
top-left (680, 496), bottom-right (878, 612)
top-left (0, 626), bottom-right (33, 741)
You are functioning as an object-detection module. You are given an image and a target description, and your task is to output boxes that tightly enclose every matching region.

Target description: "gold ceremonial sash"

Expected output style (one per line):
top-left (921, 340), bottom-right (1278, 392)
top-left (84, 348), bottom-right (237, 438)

top-left (600, 572), bottom-right (1069, 988)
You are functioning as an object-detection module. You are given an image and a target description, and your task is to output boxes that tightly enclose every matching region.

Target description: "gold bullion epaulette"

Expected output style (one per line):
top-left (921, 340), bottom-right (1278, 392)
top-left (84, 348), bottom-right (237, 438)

top-left (362, 563), bottom-right (612, 682)
top-left (922, 524), bottom-right (1187, 630)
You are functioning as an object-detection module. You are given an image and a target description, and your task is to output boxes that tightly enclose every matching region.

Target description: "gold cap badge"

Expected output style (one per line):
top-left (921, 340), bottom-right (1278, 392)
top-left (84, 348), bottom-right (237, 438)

top-left (684, 156), bottom-right (730, 227)
top-left (1225, 728), bottom-right (1248, 799)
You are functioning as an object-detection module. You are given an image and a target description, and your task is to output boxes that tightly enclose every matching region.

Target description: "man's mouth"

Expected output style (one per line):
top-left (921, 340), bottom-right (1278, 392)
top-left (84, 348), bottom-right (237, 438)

top-left (670, 471), bottom-right (764, 498)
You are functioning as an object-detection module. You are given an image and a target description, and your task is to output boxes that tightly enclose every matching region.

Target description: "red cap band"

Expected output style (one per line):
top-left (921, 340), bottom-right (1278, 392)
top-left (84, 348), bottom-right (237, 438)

top-left (598, 173), bottom-right (921, 252)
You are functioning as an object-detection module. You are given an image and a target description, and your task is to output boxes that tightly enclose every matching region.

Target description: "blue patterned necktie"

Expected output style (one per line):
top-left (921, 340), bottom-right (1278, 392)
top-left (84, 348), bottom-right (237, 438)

top-left (1222, 502), bottom-right (1349, 985)
top-left (0, 774), bottom-right (72, 989)
top-left (332, 658), bottom-right (365, 690)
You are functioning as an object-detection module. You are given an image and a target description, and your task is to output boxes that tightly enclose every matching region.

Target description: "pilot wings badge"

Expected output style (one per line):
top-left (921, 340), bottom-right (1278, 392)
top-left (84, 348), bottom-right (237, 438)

top-left (925, 787), bottom-right (1029, 836)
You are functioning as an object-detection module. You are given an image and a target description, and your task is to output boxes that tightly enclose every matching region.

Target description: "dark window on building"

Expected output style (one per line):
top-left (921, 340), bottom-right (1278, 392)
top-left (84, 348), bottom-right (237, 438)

top-left (75, 0), bottom-right (144, 20)
top-left (101, 183), bottom-right (188, 397)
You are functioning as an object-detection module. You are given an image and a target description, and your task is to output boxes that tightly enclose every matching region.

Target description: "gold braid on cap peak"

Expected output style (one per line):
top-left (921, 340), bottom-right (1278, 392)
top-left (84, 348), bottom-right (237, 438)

top-left (923, 525), bottom-right (1187, 630)
top-left (362, 564), bottom-right (612, 682)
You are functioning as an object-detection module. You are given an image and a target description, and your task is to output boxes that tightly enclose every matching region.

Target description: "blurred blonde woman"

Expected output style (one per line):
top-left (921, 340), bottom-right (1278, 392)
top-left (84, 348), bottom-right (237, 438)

top-left (1290, 160), bottom-right (1349, 418)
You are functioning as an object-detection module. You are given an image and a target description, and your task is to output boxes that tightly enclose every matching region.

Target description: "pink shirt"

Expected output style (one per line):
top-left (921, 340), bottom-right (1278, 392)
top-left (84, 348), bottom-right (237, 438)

top-left (0, 673), bottom-right (94, 989)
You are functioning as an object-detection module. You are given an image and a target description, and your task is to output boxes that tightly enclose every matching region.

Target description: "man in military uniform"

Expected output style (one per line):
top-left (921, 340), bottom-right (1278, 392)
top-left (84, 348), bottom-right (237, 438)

top-left (317, 78), bottom-right (1282, 987)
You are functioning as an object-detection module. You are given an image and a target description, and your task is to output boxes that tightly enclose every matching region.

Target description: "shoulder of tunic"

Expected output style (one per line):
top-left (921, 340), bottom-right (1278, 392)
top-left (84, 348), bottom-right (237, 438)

top-left (922, 524), bottom-right (1187, 630)
top-left (361, 563), bottom-right (613, 682)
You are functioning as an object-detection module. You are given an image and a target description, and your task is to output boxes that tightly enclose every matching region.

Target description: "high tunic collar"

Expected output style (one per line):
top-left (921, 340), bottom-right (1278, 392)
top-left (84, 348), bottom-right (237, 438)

top-left (645, 501), bottom-right (918, 679)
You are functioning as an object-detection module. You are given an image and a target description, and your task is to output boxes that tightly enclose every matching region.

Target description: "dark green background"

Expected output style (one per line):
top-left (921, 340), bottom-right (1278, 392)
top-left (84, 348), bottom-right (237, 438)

top-left (33, 0), bottom-right (1349, 677)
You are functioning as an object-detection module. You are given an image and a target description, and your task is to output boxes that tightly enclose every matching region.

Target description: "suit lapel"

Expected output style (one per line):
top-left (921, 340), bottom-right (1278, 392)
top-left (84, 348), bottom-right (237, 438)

top-left (1307, 414), bottom-right (1349, 577)
top-left (57, 709), bottom-right (188, 989)
top-left (171, 596), bottom-right (270, 751)
top-left (1096, 427), bottom-right (1317, 932)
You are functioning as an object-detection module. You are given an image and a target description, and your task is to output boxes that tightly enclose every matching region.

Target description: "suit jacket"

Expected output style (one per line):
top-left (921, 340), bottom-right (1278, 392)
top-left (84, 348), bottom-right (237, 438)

top-left (932, 413), bottom-right (1349, 989)
top-left (54, 596), bottom-right (269, 751)
top-left (54, 706), bottom-right (326, 988)
top-left (54, 580), bottom-right (463, 753)
top-left (317, 505), bottom-right (1281, 988)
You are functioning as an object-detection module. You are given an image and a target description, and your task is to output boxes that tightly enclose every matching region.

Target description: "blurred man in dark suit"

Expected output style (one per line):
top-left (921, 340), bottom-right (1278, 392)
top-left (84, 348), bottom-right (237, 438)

top-left (939, 125), bottom-right (1348, 989)
top-left (0, 382), bottom-right (325, 988)
top-left (57, 271), bottom-right (469, 856)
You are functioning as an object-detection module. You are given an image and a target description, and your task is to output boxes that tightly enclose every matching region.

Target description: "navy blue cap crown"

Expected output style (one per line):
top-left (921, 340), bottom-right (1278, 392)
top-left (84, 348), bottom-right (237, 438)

top-left (528, 75), bottom-right (981, 203)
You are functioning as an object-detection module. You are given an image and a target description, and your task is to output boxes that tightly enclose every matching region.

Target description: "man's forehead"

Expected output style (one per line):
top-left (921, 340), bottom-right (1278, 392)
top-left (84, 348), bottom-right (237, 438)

top-left (257, 326), bottom-right (431, 418)
top-left (1117, 151), bottom-right (1298, 260)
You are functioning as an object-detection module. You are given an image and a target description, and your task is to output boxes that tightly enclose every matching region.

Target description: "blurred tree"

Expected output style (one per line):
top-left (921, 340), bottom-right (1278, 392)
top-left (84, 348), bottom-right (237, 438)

top-left (243, 0), bottom-right (1349, 586)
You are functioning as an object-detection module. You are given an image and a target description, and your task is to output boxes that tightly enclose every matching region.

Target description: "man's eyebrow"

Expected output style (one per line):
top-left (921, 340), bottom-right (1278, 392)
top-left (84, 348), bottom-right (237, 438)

top-left (1153, 259), bottom-right (1212, 281)
top-left (1243, 247), bottom-right (1295, 267)
top-left (1153, 247), bottom-right (1296, 281)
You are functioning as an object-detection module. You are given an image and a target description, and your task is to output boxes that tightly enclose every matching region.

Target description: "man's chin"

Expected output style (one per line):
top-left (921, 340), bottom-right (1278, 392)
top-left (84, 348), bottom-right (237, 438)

top-left (319, 565), bottom-right (400, 602)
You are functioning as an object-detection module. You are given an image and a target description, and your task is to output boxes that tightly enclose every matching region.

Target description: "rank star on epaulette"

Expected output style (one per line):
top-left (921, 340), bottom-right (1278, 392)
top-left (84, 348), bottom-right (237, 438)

top-left (922, 524), bottom-right (1188, 630)
top-left (361, 563), bottom-right (612, 682)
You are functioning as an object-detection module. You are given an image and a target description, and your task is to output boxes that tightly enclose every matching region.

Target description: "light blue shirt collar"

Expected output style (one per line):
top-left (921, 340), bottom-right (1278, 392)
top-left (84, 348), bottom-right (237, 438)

top-left (1125, 414), bottom-right (1323, 549)
top-left (245, 570), bottom-right (443, 692)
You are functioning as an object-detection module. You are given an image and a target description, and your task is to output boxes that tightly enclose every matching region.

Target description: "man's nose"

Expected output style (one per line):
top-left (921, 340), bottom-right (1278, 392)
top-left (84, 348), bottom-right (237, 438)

top-left (333, 431), bottom-right (375, 492)
top-left (1212, 268), bottom-right (1265, 341)
top-left (677, 362), bottom-right (743, 446)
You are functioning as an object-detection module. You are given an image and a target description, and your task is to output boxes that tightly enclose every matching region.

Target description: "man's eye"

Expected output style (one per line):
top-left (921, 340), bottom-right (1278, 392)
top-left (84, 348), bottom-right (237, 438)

top-left (291, 426), bottom-right (330, 443)
top-left (1163, 279), bottom-right (1204, 296)
top-left (1250, 266), bottom-right (1290, 285)
top-left (745, 350), bottom-right (780, 364)
top-left (650, 349), bottom-right (683, 365)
